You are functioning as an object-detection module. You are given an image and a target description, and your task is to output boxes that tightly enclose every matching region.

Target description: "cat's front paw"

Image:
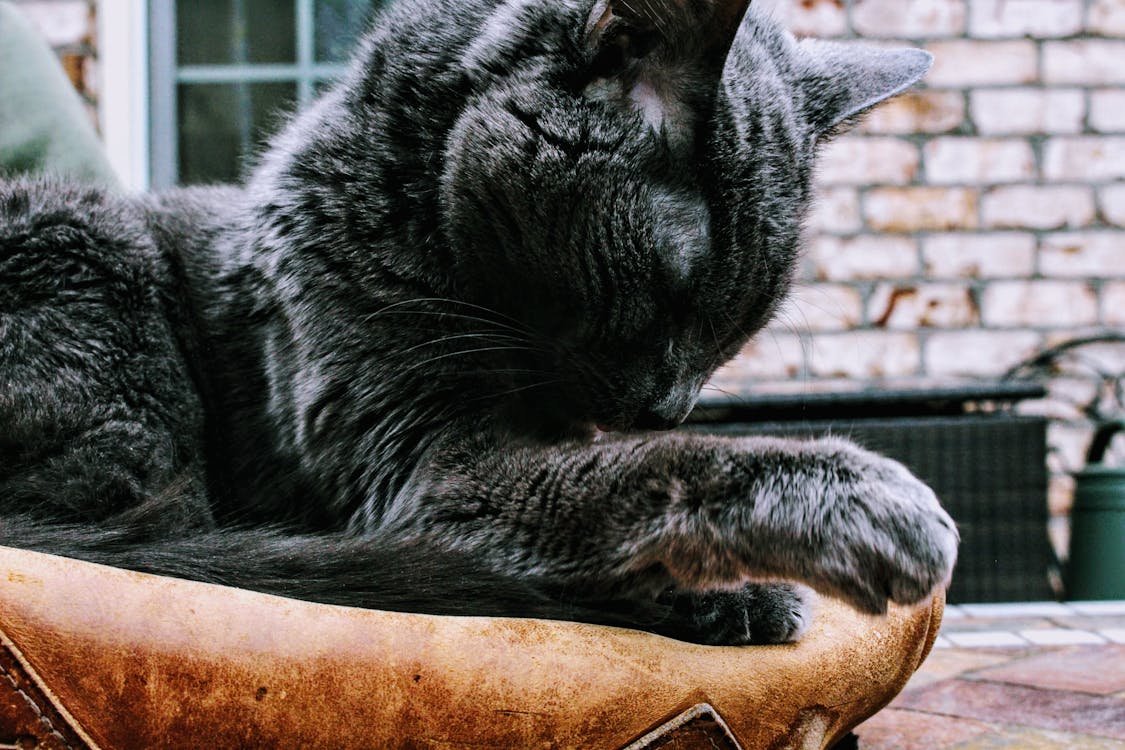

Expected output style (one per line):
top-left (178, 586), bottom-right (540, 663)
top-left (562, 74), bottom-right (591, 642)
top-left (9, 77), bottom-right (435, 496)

top-left (668, 582), bottom-right (813, 646)
top-left (814, 444), bottom-right (959, 615)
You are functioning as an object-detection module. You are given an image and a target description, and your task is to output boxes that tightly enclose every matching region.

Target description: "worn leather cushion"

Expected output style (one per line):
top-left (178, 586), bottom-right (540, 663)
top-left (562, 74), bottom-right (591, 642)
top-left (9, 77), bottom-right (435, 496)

top-left (0, 545), bottom-right (943, 749)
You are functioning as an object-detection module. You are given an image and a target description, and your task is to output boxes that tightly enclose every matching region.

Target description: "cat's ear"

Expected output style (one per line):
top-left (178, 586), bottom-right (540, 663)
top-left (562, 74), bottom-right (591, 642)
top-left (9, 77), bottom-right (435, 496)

top-left (798, 41), bottom-right (933, 133)
top-left (584, 0), bottom-right (753, 71)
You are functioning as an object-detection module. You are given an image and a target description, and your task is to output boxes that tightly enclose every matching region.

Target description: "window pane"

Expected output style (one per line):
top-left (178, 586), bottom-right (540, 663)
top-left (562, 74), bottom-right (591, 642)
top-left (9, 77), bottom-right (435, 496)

top-left (315, 0), bottom-right (377, 63)
top-left (178, 0), bottom-right (297, 65)
top-left (178, 82), bottom-right (297, 184)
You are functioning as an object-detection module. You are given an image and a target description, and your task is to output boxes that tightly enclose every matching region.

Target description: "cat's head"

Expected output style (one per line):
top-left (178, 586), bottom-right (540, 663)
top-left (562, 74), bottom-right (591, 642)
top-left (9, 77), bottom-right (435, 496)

top-left (429, 0), bottom-right (931, 432)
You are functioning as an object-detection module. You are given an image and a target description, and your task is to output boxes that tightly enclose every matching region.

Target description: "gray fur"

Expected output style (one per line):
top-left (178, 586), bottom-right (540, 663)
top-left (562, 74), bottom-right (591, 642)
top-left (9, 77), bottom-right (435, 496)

top-left (0, 0), bottom-right (954, 645)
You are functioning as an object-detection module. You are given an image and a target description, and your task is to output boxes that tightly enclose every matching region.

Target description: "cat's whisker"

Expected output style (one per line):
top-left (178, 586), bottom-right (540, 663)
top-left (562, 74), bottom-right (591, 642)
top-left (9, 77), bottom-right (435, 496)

top-left (364, 297), bottom-right (537, 339)
top-left (415, 297), bottom-right (533, 333)
top-left (471, 379), bottom-right (567, 404)
top-left (396, 346), bottom-right (546, 377)
top-left (701, 384), bottom-right (753, 408)
top-left (704, 313), bottom-right (725, 363)
top-left (400, 331), bottom-right (530, 355)
top-left (364, 309), bottom-right (532, 339)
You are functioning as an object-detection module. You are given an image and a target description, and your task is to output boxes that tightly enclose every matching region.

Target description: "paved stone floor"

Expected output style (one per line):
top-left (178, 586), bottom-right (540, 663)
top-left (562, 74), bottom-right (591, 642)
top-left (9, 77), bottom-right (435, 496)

top-left (853, 601), bottom-right (1125, 749)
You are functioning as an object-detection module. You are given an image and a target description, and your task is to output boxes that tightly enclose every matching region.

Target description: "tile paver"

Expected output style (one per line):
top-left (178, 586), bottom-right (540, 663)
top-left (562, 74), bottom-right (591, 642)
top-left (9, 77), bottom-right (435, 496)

top-left (1071, 603), bottom-right (1125, 617)
top-left (852, 602), bottom-right (1125, 749)
top-left (893, 679), bottom-right (1125, 740)
top-left (950, 726), bottom-right (1125, 749)
top-left (1102, 629), bottom-right (1125, 645)
top-left (960, 602), bottom-right (1075, 618)
top-left (945, 630), bottom-right (1030, 648)
top-left (969, 645), bottom-right (1125, 695)
top-left (1019, 628), bottom-right (1107, 646)
top-left (854, 708), bottom-right (993, 749)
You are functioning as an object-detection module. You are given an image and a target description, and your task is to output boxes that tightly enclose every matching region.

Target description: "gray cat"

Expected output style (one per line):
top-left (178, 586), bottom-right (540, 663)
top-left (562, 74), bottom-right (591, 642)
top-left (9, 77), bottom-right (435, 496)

top-left (0, 0), bottom-right (957, 646)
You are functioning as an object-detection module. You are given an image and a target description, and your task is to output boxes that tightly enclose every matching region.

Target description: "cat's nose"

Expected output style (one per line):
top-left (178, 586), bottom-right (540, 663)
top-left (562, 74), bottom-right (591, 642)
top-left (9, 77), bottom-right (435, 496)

top-left (631, 387), bottom-right (699, 431)
top-left (631, 408), bottom-right (683, 431)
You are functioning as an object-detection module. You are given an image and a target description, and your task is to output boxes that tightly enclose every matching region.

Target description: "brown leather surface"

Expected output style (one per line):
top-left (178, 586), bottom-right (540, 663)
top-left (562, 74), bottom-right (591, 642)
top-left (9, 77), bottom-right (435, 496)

top-left (0, 546), bottom-right (943, 749)
top-left (0, 629), bottom-right (95, 750)
top-left (623, 703), bottom-right (744, 749)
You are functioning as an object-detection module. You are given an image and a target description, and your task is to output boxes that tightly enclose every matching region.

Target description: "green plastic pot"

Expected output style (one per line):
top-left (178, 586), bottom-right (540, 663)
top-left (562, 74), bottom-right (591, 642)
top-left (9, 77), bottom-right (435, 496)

top-left (1066, 420), bottom-right (1125, 601)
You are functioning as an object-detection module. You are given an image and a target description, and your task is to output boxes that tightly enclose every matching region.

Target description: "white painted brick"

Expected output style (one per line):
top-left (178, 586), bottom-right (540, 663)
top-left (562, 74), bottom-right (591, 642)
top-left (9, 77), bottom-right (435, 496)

top-left (1100, 184), bottom-right (1125, 226)
top-left (924, 138), bottom-right (1036, 184)
top-left (1043, 137), bottom-right (1125, 181)
top-left (12, 1), bottom-right (90, 48)
top-left (1044, 40), bottom-right (1125, 85)
top-left (817, 138), bottom-right (919, 185)
top-left (982, 280), bottom-right (1099, 326)
top-left (867, 283), bottom-right (979, 329)
top-left (81, 52), bottom-right (97, 98)
top-left (1053, 339), bottom-right (1125, 372)
top-left (971, 88), bottom-right (1085, 135)
top-left (1040, 232), bottom-right (1125, 277)
top-left (809, 235), bottom-right (919, 281)
top-left (712, 335), bottom-right (805, 384)
top-left (1048, 422), bottom-right (1093, 474)
top-left (852, 0), bottom-right (966, 37)
top-left (969, 0), bottom-right (1083, 38)
top-left (927, 40), bottom-right (1038, 86)
top-left (1091, 90), bottom-right (1125, 132)
top-left (981, 186), bottom-right (1095, 230)
top-left (1021, 381), bottom-right (1090, 425)
top-left (727, 378), bottom-right (864, 397)
top-left (861, 91), bottom-right (966, 135)
top-left (778, 0), bottom-right (849, 38)
top-left (1048, 473), bottom-right (1077, 516)
top-left (1048, 515), bottom-right (1071, 560)
top-left (1101, 281), bottom-right (1125, 325)
top-left (865, 187), bottom-right (980, 232)
top-left (809, 188), bottom-right (863, 234)
top-left (807, 332), bottom-right (921, 379)
top-left (1089, 0), bottom-right (1125, 37)
top-left (922, 233), bottom-right (1037, 278)
top-left (772, 285), bottom-right (865, 333)
top-left (925, 330), bottom-right (1043, 377)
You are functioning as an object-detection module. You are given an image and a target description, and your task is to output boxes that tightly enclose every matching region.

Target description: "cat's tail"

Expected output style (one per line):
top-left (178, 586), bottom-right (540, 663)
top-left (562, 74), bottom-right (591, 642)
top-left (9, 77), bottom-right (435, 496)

top-left (0, 513), bottom-right (679, 632)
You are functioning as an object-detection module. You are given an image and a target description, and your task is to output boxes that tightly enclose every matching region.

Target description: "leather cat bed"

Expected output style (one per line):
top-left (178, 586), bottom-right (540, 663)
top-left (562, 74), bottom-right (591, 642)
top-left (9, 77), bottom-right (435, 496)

top-left (0, 546), bottom-right (942, 749)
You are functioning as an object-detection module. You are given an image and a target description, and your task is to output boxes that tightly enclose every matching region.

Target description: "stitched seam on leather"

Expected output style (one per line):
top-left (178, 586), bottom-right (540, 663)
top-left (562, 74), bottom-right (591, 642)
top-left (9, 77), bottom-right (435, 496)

top-left (0, 658), bottom-right (75, 750)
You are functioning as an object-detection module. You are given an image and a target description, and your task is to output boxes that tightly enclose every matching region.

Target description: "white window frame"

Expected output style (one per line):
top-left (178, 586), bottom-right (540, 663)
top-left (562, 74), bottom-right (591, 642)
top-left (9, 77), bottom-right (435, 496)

top-left (97, 0), bottom-right (151, 192)
top-left (97, 1), bottom-right (370, 190)
top-left (140, 0), bottom-right (359, 189)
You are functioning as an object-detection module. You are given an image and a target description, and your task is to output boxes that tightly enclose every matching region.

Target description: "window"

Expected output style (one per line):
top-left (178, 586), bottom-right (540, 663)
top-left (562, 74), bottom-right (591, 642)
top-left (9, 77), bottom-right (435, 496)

top-left (148, 0), bottom-right (378, 187)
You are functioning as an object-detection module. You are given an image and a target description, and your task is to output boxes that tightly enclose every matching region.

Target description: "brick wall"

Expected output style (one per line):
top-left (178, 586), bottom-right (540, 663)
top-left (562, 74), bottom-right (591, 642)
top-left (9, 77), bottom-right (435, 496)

top-left (716, 0), bottom-right (1125, 564)
top-left (9, 0), bottom-right (98, 124)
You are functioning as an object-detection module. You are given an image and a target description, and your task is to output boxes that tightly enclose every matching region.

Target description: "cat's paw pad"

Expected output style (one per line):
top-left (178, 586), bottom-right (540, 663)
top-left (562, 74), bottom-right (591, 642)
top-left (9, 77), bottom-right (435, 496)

top-left (673, 582), bottom-right (813, 646)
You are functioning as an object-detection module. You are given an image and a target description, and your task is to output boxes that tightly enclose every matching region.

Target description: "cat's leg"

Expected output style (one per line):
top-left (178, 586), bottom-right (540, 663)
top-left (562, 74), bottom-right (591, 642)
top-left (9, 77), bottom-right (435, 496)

top-left (387, 431), bottom-right (958, 644)
top-left (0, 182), bottom-right (211, 532)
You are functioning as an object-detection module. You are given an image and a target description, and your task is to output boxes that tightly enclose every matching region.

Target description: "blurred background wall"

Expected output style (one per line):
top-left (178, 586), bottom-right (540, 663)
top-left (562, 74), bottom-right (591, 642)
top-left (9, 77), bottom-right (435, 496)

top-left (8, 0), bottom-right (98, 121)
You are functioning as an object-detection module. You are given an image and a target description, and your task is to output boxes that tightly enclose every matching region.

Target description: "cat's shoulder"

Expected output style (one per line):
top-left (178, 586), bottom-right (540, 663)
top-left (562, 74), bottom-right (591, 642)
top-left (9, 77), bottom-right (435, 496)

top-left (0, 176), bottom-right (158, 285)
top-left (0, 175), bottom-right (141, 236)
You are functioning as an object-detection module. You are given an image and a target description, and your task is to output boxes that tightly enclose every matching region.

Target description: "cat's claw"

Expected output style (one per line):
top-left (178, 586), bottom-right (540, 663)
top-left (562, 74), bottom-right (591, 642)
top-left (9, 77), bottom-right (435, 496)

top-left (670, 582), bottom-right (814, 646)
